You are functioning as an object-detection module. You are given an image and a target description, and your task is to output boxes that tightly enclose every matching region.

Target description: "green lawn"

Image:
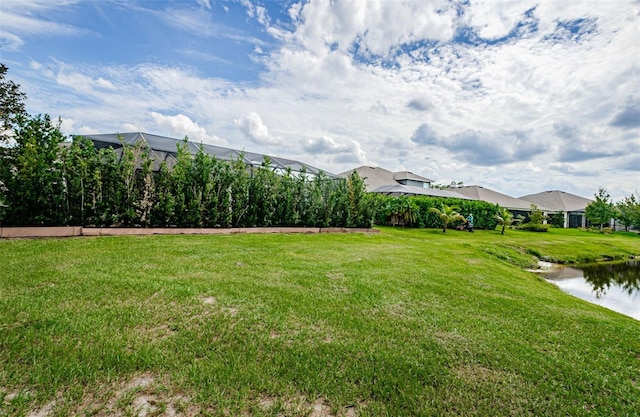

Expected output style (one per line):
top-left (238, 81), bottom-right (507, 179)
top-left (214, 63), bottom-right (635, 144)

top-left (1, 228), bottom-right (639, 416)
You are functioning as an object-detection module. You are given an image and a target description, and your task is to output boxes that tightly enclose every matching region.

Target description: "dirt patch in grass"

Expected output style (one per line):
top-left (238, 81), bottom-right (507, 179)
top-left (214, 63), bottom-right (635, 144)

top-left (432, 329), bottom-right (470, 347)
top-left (138, 324), bottom-right (179, 342)
top-left (222, 307), bottom-right (239, 317)
top-left (258, 394), bottom-right (358, 417)
top-left (3, 374), bottom-right (199, 417)
top-left (200, 296), bottom-right (217, 305)
top-left (455, 364), bottom-right (508, 385)
top-left (199, 295), bottom-right (237, 316)
top-left (27, 399), bottom-right (56, 417)
top-left (83, 373), bottom-right (197, 417)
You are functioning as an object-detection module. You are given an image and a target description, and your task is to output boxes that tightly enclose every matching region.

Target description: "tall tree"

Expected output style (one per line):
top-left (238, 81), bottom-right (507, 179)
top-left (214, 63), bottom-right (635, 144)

top-left (3, 114), bottom-right (67, 225)
top-left (585, 188), bottom-right (616, 230)
top-left (616, 194), bottom-right (640, 231)
top-left (0, 64), bottom-right (28, 143)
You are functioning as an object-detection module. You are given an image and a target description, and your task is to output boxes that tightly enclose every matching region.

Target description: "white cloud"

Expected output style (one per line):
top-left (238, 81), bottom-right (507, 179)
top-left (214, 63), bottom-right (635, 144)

top-left (196, 0), bottom-right (211, 10)
top-left (303, 135), bottom-right (367, 165)
top-left (234, 112), bottom-right (281, 146)
top-left (291, 0), bottom-right (455, 57)
top-left (121, 123), bottom-right (142, 132)
top-left (464, 0), bottom-right (535, 40)
top-left (0, 1), bottom-right (85, 50)
top-left (150, 112), bottom-right (225, 145)
top-left (60, 118), bottom-right (99, 136)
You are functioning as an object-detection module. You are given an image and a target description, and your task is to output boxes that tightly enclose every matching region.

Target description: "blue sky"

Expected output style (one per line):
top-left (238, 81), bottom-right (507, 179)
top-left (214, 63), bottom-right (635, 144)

top-left (1, 0), bottom-right (639, 200)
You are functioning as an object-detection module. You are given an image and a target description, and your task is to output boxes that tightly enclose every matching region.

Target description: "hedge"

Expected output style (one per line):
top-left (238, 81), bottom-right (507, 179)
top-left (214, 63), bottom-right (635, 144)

top-left (373, 195), bottom-right (500, 230)
top-left (0, 120), bottom-right (375, 228)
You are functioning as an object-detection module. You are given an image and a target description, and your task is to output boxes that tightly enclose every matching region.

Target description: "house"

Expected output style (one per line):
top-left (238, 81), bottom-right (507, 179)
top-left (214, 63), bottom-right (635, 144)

top-left (454, 185), bottom-right (552, 219)
top-left (337, 166), bottom-right (472, 199)
top-left (79, 132), bottom-right (333, 177)
top-left (519, 190), bottom-right (593, 228)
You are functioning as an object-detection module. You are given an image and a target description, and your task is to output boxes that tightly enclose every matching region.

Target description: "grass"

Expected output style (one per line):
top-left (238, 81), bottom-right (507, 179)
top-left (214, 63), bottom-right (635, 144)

top-left (0, 227), bottom-right (639, 416)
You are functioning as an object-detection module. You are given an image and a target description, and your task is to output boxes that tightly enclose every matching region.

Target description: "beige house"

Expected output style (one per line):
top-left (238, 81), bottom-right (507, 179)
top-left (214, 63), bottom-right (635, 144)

top-left (520, 190), bottom-right (593, 228)
top-left (338, 166), bottom-right (472, 199)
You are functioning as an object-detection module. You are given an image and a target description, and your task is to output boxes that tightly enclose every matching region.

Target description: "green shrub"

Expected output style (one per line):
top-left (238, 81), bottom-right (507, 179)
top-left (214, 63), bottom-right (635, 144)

top-left (374, 195), bottom-right (499, 230)
top-left (548, 211), bottom-right (565, 228)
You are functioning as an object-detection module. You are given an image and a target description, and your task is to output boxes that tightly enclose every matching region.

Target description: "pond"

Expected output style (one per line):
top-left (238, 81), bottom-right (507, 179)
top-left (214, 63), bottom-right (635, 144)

top-left (544, 259), bottom-right (640, 320)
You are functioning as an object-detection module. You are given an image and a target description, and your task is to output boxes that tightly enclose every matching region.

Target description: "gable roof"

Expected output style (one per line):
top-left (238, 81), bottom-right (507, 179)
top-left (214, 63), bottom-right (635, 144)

top-left (79, 132), bottom-right (332, 176)
top-left (337, 166), bottom-right (433, 192)
top-left (519, 190), bottom-right (592, 212)
top-left (392, 171), bottom-right (434, 183)
top-left (455, 185), bottom-right (548, 211)
top-left (338, 166), bottom-right (470, 199)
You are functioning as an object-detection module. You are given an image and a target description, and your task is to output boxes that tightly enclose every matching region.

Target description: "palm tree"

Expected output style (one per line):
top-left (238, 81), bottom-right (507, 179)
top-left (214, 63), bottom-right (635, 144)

top-left (393, 197), bottom-right (418, 227)
top-left (429, 203), bottom-right (465, 233)
top-left (494, 207), bottom-right (514, 235)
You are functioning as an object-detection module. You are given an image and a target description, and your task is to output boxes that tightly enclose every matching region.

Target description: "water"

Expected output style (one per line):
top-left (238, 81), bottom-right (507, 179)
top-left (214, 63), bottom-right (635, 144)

top-left (544, 260), bottom-right (640, 320)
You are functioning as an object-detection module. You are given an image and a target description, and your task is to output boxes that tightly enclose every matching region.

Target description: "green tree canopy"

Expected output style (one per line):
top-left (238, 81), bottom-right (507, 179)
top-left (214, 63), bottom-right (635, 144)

top-left (616, 194), bottom-right (640, 231)
top-left (0, 64), bottom-right (28, 143)
top-left (585, 188), bottom-right (616, 230)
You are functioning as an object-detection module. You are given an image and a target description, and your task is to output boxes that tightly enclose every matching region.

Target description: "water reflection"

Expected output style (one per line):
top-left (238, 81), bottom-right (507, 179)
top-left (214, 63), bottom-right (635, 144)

top-left (581, 260), bottom-right (640, 298)
top-left (545, 260), bottom-right (640, 320)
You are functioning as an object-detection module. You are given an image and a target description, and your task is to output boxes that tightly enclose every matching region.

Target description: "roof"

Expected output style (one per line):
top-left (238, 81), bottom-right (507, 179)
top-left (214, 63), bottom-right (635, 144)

top-left (337, 166), bottom-right (432, 192)
top-left (79, 132), bottom-right (332, 176)
top-left (519, 190), bottom-right (592, 212)
top-left (455, 185), bottom-right (549, 211)
top-left (371, 184), bottom-right (473, 199)
top-left (392, 171), bottom-right (434, 183)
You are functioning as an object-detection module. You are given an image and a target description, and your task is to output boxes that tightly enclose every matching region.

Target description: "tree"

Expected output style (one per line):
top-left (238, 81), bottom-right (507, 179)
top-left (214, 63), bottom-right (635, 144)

top-left (388, 196), bottom-right (418, 226)
top-left (527, 204), bottom-right (546, 225)
top-left (616, 194), bottom-right (640, 231)
top-left (585, 188), bottom-right (616, 230)
top-left (0, 64), bottom-right (28, 143)
top-left (494, 207), bottom-right (514, 235)
top-left (431, 181), bottom-right (464, 190)
top-left (429, 203), bottom-right (464, 233)
top-left (2, 114), bottom-right (67, 225)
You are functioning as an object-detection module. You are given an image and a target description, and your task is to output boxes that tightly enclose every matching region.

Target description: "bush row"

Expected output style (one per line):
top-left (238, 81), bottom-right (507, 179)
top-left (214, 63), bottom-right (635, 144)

top-left (373, 195), bottom-right (501, 230)
top-left (0, 116), bottom-right (375, 228)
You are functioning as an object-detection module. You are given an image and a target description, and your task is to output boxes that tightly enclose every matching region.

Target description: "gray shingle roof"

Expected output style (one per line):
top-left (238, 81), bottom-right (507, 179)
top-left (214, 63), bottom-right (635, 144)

top-left (79, 132), bottom-right (333, 176)
top-left (392, 171), bottom-right (434, 183)
top-left (337, 166), bottom-right (434, 192)
top-left (519, 190), bottom-right (592, 212)
top-left (371, 184), bottom-right (473, 199)
top-left (337, 166), bottom-right (398, 191)
top-left (455, 185), bottom-right (549, 211)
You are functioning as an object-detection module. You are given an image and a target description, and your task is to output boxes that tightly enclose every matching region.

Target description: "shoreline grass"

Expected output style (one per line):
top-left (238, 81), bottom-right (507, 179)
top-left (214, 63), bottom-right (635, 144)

top-left (1, 228), bottom-right (639, 416)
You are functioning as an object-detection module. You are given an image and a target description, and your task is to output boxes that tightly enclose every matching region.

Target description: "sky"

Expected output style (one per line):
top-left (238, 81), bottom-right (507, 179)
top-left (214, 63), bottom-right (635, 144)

top-left (1, 0), bottom-right (639, 201)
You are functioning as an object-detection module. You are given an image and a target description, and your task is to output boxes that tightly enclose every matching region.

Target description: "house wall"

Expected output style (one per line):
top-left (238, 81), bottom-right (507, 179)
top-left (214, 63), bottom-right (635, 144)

top-left (398, 179), bottom-right (429, 189)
